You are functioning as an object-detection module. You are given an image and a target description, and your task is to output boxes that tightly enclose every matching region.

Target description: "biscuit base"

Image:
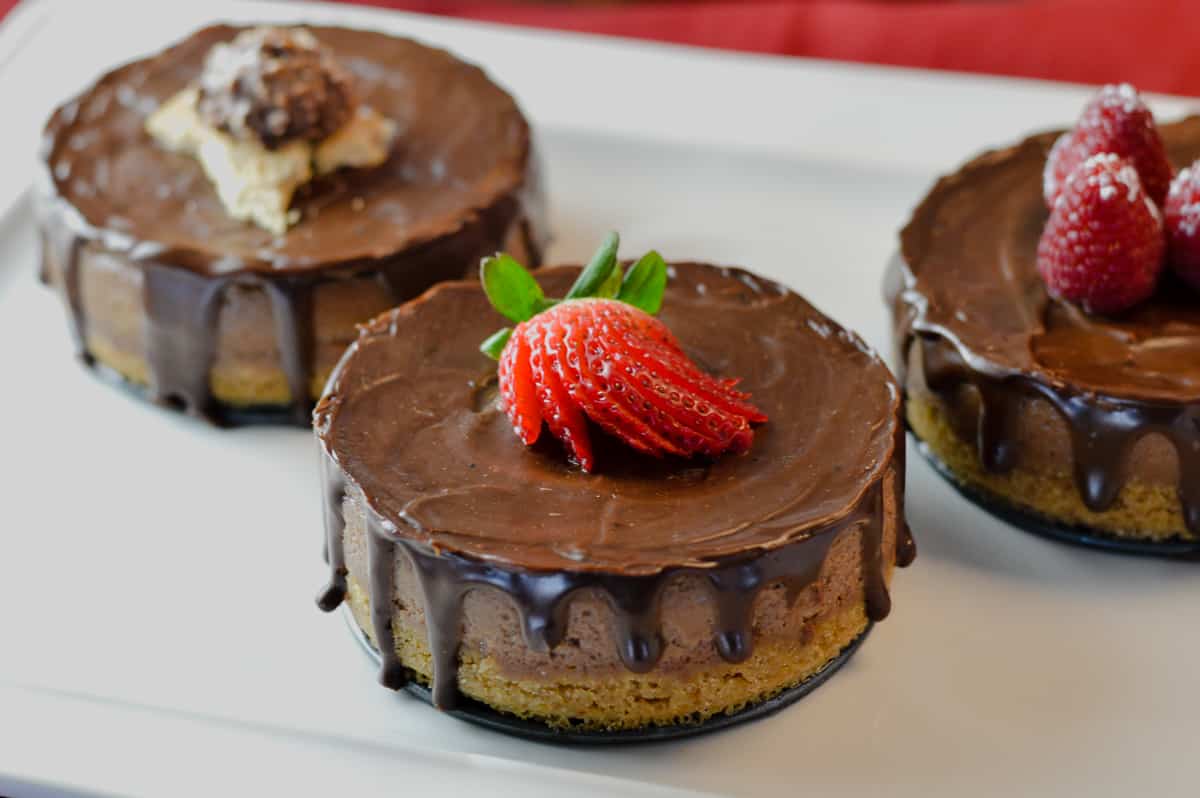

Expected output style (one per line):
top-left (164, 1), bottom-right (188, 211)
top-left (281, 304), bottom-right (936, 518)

top-left (343, 575), bottom-right (871, 734)
top-left (85, 337), bottom-right (323, 426)
top-left (908, 394), bottom-right (1200, 554)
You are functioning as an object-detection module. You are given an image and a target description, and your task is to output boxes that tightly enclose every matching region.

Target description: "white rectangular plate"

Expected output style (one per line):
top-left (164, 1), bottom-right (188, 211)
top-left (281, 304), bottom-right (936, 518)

top-left (1, 2), bottom-right (1196, 796)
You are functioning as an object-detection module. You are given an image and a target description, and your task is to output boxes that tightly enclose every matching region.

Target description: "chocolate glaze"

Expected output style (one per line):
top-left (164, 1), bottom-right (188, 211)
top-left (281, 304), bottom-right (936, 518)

top-left (891, 117), bottom-right (1200, 535)
top-left (37, 24), bottom-right (546, 423)
top-left (316, 263), bottom-right (913, 708)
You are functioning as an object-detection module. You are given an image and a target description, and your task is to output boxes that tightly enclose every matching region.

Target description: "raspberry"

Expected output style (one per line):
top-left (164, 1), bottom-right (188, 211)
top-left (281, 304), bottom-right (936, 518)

top-left (497, 299), bottom-right (766, 472)
top-left (1043, 84), bottom-right (1173, 208)
top-left (1036, 153), bottom-right (1165, 314)
top-left (1163, 165), bottom-right (1200, 290)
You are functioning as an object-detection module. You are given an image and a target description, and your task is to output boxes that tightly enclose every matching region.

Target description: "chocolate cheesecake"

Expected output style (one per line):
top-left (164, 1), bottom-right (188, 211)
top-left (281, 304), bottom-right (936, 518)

top-left (316, 261), bottom-right (913, 731)
top-left (38, 24), bottom-right (546, 424)
top-left (890, 117), bottom-right (1200, 547)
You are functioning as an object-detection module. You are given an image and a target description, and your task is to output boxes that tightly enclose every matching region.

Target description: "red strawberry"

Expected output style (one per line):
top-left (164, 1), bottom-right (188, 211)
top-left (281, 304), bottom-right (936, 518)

top-left (527, 321), bottom-right (593, 471)
top-left (1043, 83), bottom-right (1173, 208)
top-left (1163, 164), bottom-right (1200, 290)
top-left (1036, 153), bottom-right (1165, 314)
top-left (498, 328), bottom-right (541, 446)
top-left (499, 299), bottom-right (766, 472)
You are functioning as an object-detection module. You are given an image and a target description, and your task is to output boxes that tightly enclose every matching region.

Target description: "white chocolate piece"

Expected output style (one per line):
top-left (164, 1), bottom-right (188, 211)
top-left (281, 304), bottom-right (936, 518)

top-left (145, 88), bottom-right (397, 235)
top-left (315, 106), bottom-right (398, 176)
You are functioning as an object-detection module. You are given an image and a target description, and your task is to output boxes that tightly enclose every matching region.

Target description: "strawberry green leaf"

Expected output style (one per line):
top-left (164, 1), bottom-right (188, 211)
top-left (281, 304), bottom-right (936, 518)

top-left (480, 327), bottom-right (513, 360)
top-left (565, 231), bottom-right (620, 299)
top-left (618, 250), bottom-right (667, 314)
top-left (481, 254), bottom-right (545, 323)
top-left (596, 262), bottom-right (625, 299)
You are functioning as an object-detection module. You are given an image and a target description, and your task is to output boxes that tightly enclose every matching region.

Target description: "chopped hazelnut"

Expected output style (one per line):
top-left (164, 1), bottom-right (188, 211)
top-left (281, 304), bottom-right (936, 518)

top-left (197, 27), bottom-right (355, 150)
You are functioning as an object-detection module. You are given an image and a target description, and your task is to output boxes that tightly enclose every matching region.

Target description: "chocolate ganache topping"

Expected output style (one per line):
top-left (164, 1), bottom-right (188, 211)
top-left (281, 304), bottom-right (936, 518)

top-left (891, 116), bottom-right (1200, 533)
top-left (38, 25), bottom-right (545, 423)
top-left (42, 24), bottom-right (539, 274)
top-left (198, 27), bottom-right (355, 149)
top-left (317, 263), bottom-right (913, 706)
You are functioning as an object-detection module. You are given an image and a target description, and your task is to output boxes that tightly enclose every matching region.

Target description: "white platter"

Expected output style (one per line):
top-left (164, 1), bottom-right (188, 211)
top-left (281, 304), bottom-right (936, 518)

top-left (0, 1), bottom-right (1196, 796)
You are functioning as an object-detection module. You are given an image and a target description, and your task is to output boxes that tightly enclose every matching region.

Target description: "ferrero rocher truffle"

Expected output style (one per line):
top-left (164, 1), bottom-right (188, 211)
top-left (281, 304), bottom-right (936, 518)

top-left (198, 27), bottom-right (355, 149)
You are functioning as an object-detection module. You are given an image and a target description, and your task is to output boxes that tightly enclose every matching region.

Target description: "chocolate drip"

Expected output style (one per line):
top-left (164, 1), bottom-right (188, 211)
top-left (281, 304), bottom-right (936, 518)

top-left (1065, 399), bottom-right (1137, 512)
top-left (1179, 412), bottom-right (1200, 533)
top-left (892, 421), bottom-right (918, 568)
top-left (313, 261), bottom-right (910, 708)
top-left (316, 448), bottom-right (899, 708)
top-left (707, 564), bottom-right (760, 663)
top-left (976, 383), bottom-right (1022, 473)
top-left (41, 218), bottom-right (539, 425)
top-left (509, 574), bottom-right (573, 653)
top-left (366, 523), bottom-right (406, 690)
top-left (896, 522), bottom-right (917, 568)
top-left (407, 547), bottom-right (472, 708)
top-left (263, 278), bottom-right (316, 425)
top-left (316, 457), bottom-right (348, 611)
top-left (858, 487), bottom-right (891, 620)
top-left (891, 118), bottom-right (1200, 538)
top-left (143, 263), bottom-right (227, 417)
top-left (601, 579), bottom-right (664, 673)
top-left (913, 333), bottom-right (1200, 534)
top-left (37, 24), bottom-right (548, 426)
top-left (58, 236), bottom-right (89, 362)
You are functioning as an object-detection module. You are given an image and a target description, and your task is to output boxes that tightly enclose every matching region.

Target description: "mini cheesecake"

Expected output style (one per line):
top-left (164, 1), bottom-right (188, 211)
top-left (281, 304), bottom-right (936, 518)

top-left (890, 117), bottom-right (1200, 546)
top-left (38, 24), bottom-right (545, 424)
top-left (316, 261), bottom-right (913, 731)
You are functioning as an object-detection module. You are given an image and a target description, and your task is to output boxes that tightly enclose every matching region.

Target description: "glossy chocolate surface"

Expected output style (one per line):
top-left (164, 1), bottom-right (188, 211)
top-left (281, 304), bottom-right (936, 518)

top-left (892, 118), bottom-right (1200, 534)
top-left (319, 264), bottom-right (903, 573)
top-left (38, 24), bottom-right (545, 423)
top-left (42, 24), bottom-right (538, 274)
top-left (317, 263), bottom-right (912, 709)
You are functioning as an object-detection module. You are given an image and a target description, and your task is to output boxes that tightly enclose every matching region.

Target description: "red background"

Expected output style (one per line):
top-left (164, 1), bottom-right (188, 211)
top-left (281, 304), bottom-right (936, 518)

top-left (4, 1), bottom-right (1197, 96)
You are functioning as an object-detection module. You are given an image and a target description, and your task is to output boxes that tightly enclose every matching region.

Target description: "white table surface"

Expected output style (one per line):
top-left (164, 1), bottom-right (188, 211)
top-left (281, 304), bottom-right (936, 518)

top-left (0, 1), bottom-right (1196, 796)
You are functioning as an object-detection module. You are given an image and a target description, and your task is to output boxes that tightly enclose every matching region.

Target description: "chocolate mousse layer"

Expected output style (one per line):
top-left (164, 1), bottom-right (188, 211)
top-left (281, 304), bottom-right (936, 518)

top-left (891, 117), bottom-right (1200, 539)
top-left (317, 263), bottom-right (913, 716)
top-left (39, 24), bottom-right (546, 423)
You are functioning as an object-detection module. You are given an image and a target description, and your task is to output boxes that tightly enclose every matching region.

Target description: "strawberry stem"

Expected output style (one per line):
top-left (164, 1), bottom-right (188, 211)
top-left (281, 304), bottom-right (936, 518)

top-left (617, 250), bottom-right (667, 314)
top-left (480, 327), bottom-right (512, 359)
top-left (565, 231), bottom-right (620, 299)
top-left (478, 231), bottom-right (668, 360)
top-left (481, 253), bottom-right (546, 323)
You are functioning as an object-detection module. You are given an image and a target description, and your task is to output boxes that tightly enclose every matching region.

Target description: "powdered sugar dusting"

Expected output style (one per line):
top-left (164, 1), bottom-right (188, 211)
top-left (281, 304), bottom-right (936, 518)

top-left (1046, 82), bottom-right (1172, 208)
top-left (1145, 193), bottom-right (1164, 223)
top-left (1043, 132), bottom-right (1071, 203)
top-left (1177, 206), bottom-right (1200, 237)
top-left (1074, 152), bottom-right (1143, 205)
top-left (1038, 144), bottom-right (1166, 314)
top-left (1102, 82), bottom-right (1142, 115)
top-left (1170, 165), bottom-right (1193, 196)
top-left (1168, 166), bottom-right (1200, 237)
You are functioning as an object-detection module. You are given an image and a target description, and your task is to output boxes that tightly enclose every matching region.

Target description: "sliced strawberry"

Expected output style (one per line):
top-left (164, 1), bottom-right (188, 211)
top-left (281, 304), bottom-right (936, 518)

top-left (573, 301), bottom-right (743, 454)
top-left (615, 330), bottom-right (769, 424)
top-left (497, 298), bottom-right (766, 471)
top-left (525, 324), bottom-right (593, 471)
top-left (585, 300), bottom-right (764, 419)
top-left (617, 355), bottom-right (754, 456)
top-left (613, 303), bottom-right (685, 353)
top-left (594, 336), bottom-right (743, 455)
top-left (556, 316), bottom-right (687, 458)
top-left (498, 331), bottom-right (541, 445)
